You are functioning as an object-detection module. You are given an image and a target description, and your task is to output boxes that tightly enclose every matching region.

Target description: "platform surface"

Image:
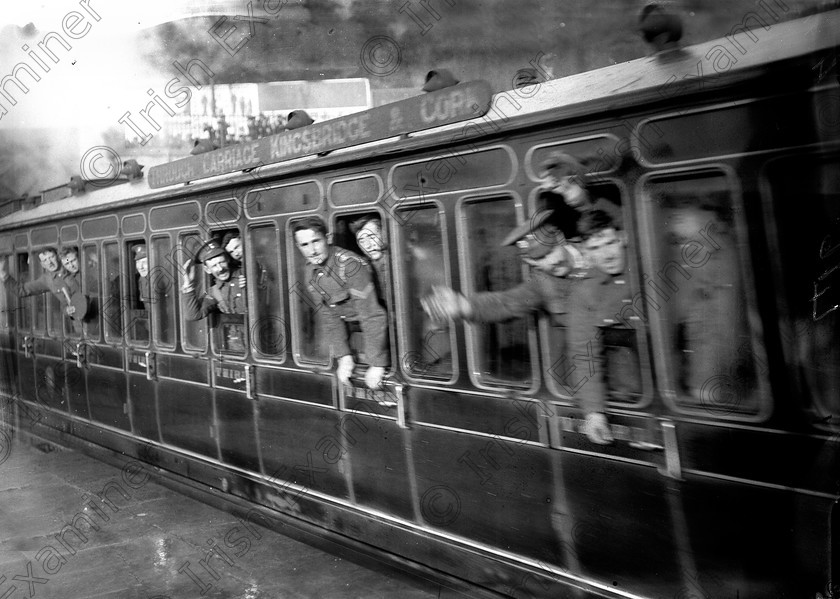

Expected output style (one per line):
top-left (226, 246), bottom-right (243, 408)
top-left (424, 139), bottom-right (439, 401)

top-left (0, 436), bottom-right (460, 599)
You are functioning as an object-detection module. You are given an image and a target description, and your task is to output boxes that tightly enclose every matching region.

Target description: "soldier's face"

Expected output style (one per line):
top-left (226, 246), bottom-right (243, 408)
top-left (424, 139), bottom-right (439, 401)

top-left (583, 228), bottom-right (626, 275)
top-left (204, 255), bottom-right (231, 281)
top-left (295, 229), bottom-right (329, 265)
top-left (225, 237), bottom-right (243, 260)
top-left (135, 257), bottom-right (149, 278)
top-left (39, 251), bottom-right (59, 273)
top-left (61, 252), bottom-right (79, 274)
top-left (356, 221), bottom-right (385, 261)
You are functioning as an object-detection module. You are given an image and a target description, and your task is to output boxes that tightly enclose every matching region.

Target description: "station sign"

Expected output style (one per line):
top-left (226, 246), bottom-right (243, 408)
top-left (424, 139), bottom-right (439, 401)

top-left (148, 80), bottom-right (493, 189)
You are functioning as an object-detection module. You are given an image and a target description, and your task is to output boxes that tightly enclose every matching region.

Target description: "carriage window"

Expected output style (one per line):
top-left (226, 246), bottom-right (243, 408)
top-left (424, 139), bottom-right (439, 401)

top-left (249, 225), bottom-right (285, 359)
top-left (151, 237), bottom-right (176, 348)
top-left (289, 219), bottom-right (330, 366)
top-left (28, 252), bottom-right (47, 334)
top-left (82, 245), bottom-right (100, 340)
top-left (102, 242), bottom-right (123, 342)
top-left (178, 234), bottom-right (208, 353)
top-left (643, 173), bottom-right (766, 416)
top-left (208, 228), bottom-right (247, 357)
top-left (767, 156), bottom-right (840, 427)
top-left (0, 255), bottom-right (14, 330)
top-left (126, 241), bottom-right (150, 346)
top-left (15, 253), bottom-right (30, 331)
top-left (461, 198), bottom-right (534, 387)
top-left (394, 206), bottom-right (453, 378)
top-left (46, 278), bottom-right (62, 338)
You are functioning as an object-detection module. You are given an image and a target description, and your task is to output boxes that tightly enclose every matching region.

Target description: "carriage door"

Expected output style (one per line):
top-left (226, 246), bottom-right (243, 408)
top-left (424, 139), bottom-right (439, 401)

top-left (20, 244), bottom-right (70, 415)
top-left (207, 225), bottom-right (252, 466)
top-left (155, 232), bottom-right (216, 459)
top-left (0, 251), bottom-right (21, 425)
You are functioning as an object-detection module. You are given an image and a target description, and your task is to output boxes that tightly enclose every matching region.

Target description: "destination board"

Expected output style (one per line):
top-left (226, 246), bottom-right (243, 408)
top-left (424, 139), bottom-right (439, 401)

top-left (148, 80), bottom-right (493, 189)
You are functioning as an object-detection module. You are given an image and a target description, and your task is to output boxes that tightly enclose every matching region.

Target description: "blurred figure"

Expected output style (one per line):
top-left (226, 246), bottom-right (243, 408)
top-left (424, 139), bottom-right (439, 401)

top-left (668, 205), bottom-right (744, 400)
top-left (537, 151), bottom-right (623, 239)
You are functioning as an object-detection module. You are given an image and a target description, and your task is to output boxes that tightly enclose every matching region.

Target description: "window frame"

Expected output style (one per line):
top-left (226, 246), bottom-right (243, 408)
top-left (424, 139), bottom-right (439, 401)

top-left (636, 164), bottom-right (772, 422)
top-left (456, 192), bottom-right (540, 393)
top-left (247, 221), bottom-right (287, 364)
top-left (392, 198), bottom-right (458, 384)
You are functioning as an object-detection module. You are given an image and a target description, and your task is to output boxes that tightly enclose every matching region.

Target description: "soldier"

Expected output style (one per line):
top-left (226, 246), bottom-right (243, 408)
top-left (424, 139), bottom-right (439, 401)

top-left (536, 151), bottom-right (623, 239)
top-left (421, 209), bottom-right (616, 444)
top-left (180, 239), bottom-right (247, 319)
top-left (562, 209), bottom-right (641, 445)
top-left (293, 216), bottom-right (388, 390)
top-left (133, 245), bottom-right (150, 308)
top-left (59, 245), bottom-right (90, 326)
top-left (223, 233), bottom-right (244, 265)
top-left (421, 209), bottom-right (584, 326)
top-left (349, 215), bottom-right (390, 308)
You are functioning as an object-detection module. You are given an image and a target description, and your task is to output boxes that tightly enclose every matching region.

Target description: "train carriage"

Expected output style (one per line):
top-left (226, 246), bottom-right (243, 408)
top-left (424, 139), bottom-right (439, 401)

top-left (1, 9), bottom-right (838, 598)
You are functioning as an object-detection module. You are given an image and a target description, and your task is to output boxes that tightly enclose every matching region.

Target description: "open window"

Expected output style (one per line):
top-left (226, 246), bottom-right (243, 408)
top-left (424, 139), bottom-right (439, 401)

top-left (288, 218), bottom-right (332, 367)
top-left (178, 233), bottom-right (208, 353)
top-left (207, 228), bottom-right (247, 357)
top-left (125, 240), bottom-right (150, 346)
top-left (334, 211), bottom-right (394, 367)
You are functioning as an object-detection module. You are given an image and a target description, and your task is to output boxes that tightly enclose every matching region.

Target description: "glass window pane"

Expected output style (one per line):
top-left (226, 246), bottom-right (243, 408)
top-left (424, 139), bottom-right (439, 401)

top-left (30, 253), bottom-right (47, 333)
top-left (151, 237), bottom-right (176, 348)
top-left (102, 242), bottom-right (123, 342)
top-left (83, 245), bottom-right (100, 340)
top-left (250, 225), bottom-right (285, 359)
top-left (394, 206), bottom-right (453, 379)
top-left (767, 156), bottom-right (840, 425)
top-left (0, 255), bottom-right (14, 329)
top-left (461, 198), bottom-right (533, 387)
top-left (15, 254), bottom-right (30, 331)
top-left (644, 173), bottom-right (765, 415)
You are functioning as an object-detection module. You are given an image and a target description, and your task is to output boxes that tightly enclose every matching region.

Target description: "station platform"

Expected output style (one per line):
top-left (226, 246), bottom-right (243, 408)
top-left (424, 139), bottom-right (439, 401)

top-left (0, 433), bottom-right (472, 599)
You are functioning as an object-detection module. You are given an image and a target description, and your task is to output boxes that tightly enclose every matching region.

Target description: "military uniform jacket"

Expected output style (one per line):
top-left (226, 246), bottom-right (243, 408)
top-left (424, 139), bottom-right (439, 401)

top-left (304, 248), bottom-right (389, 368)
top-left (182, 267), bottom-right (247, 320)
top-left (466, 268), bottom-right (574, 326)
top-left (19, 270), bottom-right (78, 301)
top-left (566, 267), bottom-right (634, 416)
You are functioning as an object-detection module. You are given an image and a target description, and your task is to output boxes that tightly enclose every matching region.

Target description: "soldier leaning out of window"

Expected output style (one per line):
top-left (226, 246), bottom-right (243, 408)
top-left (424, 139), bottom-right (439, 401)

top-left (293, 216), bottom-right (389, 390)
top-left (180, 239), bottom-right (247, 319)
